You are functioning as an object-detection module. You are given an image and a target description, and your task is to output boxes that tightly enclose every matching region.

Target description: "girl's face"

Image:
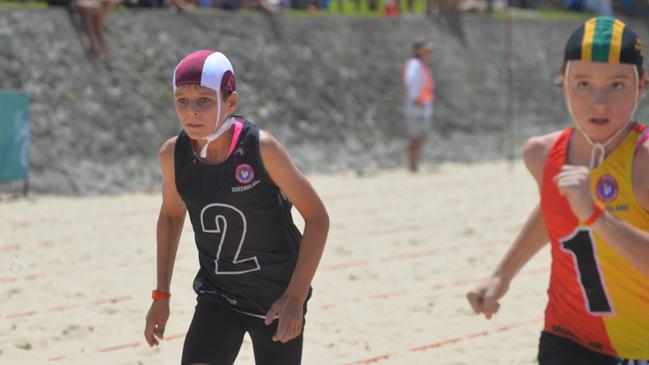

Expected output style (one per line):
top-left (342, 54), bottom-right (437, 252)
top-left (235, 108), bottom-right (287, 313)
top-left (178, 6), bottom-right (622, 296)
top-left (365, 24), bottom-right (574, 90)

top-left (174, 85), bottom-right (235, 140)
top-left (563, 60), bottom-right (645, 142)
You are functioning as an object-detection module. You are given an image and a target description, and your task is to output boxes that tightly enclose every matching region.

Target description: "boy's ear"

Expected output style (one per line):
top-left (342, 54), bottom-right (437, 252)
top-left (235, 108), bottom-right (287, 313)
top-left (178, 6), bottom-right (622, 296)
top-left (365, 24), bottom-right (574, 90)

top-left (227, 91), bottom-right (238, 111)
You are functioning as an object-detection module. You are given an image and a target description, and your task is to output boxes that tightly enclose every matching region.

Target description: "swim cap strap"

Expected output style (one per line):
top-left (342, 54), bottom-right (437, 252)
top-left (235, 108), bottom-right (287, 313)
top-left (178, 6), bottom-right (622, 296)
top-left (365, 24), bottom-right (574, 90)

top-left (199, 116), bottom-right (235, 158)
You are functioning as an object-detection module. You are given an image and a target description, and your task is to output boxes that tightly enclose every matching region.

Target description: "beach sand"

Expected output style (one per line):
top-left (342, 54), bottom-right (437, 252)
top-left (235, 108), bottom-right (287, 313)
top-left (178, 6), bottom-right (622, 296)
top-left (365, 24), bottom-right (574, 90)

top-left (0, 160), bottom-right (550, 364)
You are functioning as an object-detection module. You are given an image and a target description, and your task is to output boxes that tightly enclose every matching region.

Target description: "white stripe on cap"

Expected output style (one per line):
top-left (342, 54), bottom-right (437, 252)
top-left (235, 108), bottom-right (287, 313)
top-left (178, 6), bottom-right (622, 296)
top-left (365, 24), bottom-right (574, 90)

top-left (201, 52), bottom-right (233, 92)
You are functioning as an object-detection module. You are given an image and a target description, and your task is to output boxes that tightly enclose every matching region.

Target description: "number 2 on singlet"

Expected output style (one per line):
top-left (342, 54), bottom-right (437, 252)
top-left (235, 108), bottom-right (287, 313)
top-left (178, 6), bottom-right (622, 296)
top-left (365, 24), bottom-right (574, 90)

top-left (560, 229), bottom-right (613, 315)
top-left (200, 203), bottom-right (261, 275)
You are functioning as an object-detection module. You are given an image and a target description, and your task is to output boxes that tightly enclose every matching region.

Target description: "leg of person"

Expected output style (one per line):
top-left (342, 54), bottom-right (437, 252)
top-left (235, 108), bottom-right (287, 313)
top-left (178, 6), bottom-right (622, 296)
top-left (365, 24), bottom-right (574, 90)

top-left (409, 135), bottom-right (426, 172)
top-left (537, 331), bottom-right (617, 365)
top-left (404, 102), bottom-right (423, 172)
top-left (411, 103), bottom-right (431, 172)
top-left (98, 0), bottom-right (119, 22)
top-left (425, 0), bottom-right (434, 16)
top-left (182, 299), bottom-right (247, 365)
top-left (90, 11), bottom-right (110, 60)
top-left (72, 2), bottom-right (103, 57)
top-left (243, 315), bottom-right (304, 365)
top-left (443, 3), bottom-right (467, 47)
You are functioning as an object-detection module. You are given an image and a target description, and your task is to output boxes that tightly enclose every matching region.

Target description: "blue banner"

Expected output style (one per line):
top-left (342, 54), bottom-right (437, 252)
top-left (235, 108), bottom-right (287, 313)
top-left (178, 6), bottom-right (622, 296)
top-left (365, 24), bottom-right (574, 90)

top-left (0, 91), bottom-right (30, 183)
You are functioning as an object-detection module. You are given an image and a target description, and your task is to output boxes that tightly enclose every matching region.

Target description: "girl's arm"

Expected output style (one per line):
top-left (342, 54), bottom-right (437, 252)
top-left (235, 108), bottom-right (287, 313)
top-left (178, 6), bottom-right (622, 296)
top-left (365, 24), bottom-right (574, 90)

top-left (590, 210), bottom-right (649, 278)
top-left (144, 138), bottom-right (187, 347)
top-left (467, 134), bottom-right (556, 319)
top-left (259, 130), bottom-right (329, 343)
top-left (466, 204), bottom-right (549, 318)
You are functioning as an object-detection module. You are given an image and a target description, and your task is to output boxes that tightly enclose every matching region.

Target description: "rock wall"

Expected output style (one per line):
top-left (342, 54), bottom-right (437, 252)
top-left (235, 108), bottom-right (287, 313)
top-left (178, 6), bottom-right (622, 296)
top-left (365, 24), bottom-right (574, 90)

top-left (2, 9), bottom-right (648, 194)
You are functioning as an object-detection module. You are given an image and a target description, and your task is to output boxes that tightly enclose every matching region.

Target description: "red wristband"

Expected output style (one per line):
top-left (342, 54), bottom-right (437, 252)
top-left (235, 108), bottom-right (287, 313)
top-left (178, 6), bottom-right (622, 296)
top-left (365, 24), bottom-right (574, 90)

top-left (152, 289), bottom-right (171, 301)
top-left (584, 203), bottom-right (604, 226)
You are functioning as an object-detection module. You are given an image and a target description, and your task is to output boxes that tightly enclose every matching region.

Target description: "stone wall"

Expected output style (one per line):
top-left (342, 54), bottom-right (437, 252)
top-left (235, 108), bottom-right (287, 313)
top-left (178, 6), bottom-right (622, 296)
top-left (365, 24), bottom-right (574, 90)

top-left (2, 9), bottom-right (647, 194)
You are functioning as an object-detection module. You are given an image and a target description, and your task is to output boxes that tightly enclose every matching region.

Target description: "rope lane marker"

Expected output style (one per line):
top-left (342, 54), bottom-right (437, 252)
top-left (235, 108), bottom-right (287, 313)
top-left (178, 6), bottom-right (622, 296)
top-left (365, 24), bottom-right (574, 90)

top-left (344, 318), bottom-right (542, 365)
top-left (5, 295), bottom-right (132, 320)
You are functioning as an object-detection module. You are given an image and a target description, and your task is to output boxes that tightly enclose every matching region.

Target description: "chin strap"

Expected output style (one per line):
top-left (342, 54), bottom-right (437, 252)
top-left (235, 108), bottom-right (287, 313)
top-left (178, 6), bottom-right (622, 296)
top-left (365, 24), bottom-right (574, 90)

top-left (200, 116), bottom-right (235, 158)
top-left (575, 121), bottom-right (630, 170)
top-left (563, 62), bottom-right (640, 170)
top-left (199, 91), bottom-right (235, 159)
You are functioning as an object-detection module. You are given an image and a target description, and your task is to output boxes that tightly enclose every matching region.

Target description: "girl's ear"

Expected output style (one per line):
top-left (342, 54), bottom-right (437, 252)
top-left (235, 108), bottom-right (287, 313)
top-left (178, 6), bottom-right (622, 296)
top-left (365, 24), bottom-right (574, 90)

top-left (554, 74), bottom-right (564, 89)
top-left (639, 70), bottom-right (648, 96)
top-left (556, 63), bottom-right (567, 90)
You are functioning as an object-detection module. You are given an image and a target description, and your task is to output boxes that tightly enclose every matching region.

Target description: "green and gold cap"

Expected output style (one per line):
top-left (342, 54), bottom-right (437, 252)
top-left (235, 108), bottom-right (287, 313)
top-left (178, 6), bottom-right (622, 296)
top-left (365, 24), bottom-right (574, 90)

top-left (564, 16), bottom-right (643, 70)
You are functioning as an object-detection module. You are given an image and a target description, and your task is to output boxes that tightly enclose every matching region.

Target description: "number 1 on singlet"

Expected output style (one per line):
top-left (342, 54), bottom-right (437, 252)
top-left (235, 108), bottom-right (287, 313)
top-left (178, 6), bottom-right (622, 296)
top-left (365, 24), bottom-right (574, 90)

top-left (560, 229), bottom-right (613, 315)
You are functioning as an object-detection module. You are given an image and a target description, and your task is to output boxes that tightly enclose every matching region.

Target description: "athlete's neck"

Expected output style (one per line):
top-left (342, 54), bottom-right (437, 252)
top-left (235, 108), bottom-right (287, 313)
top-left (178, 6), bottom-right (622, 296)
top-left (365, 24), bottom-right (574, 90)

top-left (569, 122), bottom-right (633, 167)
top-left (192, 127), bottom-right (234, 164)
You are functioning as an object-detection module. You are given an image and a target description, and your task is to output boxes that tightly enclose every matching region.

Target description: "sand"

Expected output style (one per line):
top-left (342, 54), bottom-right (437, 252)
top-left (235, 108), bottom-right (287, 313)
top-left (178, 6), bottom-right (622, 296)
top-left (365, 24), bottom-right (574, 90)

top-left (0, 160), bottom-right (551, 364)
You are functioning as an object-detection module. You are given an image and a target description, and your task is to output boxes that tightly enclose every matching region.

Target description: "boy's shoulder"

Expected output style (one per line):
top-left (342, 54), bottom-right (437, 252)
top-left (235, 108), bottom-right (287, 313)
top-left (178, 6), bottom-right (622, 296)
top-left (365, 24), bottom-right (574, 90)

top-left (159, 135), bottom-right (180, 159)
top-left (258, 128), bottom-right (279, 149)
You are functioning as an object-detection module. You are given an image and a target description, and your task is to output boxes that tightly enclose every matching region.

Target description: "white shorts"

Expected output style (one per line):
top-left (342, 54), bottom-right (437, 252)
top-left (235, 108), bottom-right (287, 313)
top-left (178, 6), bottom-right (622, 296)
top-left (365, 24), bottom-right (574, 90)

top-left (404, 101), bottom-right (433, 138)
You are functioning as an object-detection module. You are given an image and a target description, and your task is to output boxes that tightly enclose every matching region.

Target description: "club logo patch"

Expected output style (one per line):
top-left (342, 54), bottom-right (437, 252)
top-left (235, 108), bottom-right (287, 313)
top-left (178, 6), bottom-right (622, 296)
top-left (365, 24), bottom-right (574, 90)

top-left (596, 175), bottom-right (618, 202)
top-left (235, 164), bottom-right (254, 184)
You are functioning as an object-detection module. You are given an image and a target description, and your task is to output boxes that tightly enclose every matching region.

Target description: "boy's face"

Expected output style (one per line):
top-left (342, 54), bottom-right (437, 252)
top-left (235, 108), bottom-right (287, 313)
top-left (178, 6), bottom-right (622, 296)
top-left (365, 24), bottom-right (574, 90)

top-left (174, 85), bottom-right (235, 140)
top-left (563, 60), bottom-right (645, 142)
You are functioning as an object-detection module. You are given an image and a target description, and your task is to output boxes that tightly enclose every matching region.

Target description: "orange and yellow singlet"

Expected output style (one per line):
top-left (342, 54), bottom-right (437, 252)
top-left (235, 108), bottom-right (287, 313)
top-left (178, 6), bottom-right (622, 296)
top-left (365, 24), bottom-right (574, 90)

top-left (540, 122), bottom-right (649, 359)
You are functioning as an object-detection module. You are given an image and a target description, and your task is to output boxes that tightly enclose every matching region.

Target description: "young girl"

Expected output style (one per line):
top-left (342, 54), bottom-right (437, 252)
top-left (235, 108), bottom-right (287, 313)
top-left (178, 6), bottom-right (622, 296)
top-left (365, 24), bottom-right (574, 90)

top-left (143, 50), bottom-right (329, 365)
top-left (467, 17), bottom-right (649, 364)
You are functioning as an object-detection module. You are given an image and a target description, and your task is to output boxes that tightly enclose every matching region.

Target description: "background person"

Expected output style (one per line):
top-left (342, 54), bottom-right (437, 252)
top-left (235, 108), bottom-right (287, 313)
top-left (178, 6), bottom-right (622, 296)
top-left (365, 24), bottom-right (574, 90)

top-left (402, 40), bottom-right (435, 172)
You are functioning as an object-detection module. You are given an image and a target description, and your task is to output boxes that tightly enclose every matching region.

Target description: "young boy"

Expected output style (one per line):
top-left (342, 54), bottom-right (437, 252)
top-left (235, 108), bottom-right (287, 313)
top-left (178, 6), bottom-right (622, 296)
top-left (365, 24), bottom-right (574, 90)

top-left (143, 50), bottom-right (329, 365)
top-left (467, 17), bottom-right (649, 364)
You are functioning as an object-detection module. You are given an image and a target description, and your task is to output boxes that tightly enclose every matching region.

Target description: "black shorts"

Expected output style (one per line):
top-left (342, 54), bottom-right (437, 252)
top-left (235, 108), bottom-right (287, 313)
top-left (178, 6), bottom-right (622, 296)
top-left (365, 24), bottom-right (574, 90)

top-left (538, 331), bottom-right (648, 365)
top-left (181, 298), bottom-right (304, 365)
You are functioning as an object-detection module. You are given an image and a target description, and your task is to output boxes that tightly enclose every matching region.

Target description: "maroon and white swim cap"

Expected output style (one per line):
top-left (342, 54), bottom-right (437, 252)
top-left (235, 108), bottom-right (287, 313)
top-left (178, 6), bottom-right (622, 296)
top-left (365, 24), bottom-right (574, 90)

top-left (173, 50), bottom-right (235, 94)
top-left (173, 50), bottom-right (237, 158)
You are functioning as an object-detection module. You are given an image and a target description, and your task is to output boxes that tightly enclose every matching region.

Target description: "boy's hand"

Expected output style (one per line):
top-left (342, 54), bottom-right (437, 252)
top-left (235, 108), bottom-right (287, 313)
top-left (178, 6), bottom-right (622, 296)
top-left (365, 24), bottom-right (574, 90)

top-left (144, 300), bottom-right (170, 347)
top-left (554, 165), bottom-right (595, 220)
top-left (466, 275), bottom-right (510, 319)
top-left (264, 294), bottom-right (304, 343)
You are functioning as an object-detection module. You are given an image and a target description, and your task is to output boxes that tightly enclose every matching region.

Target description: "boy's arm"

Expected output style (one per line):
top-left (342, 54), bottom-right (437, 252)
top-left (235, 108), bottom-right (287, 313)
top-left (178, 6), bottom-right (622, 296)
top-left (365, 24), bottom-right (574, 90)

top-left (259, 131), bottom-right (329, 343)
top-left (144, 138), bottom-right (187, 347)
top-left (467, 134), bottom-right (555, 319)
top-left (154, 138), bottom-right (187, 295)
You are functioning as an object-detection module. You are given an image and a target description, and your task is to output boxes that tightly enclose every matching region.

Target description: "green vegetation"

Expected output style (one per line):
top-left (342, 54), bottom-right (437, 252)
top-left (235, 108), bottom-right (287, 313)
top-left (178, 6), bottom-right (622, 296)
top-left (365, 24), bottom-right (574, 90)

top-left (0, 0), bottom-right (47, 9)
top-left (325, 0), bottom-right (424, 16)
top-left (494, 8), bottom-right (593, 21)
top-left (0, 0), bottom-right (593, 21)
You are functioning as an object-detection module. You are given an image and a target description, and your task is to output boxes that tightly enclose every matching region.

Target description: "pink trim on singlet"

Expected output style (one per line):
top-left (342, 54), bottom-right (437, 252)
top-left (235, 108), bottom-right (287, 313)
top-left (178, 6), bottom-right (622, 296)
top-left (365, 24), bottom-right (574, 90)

top-left (636, 127), bottom-right (649, 149)
top-left (227, 121), bottom-right (243, 157)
